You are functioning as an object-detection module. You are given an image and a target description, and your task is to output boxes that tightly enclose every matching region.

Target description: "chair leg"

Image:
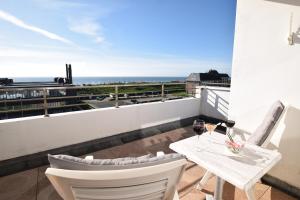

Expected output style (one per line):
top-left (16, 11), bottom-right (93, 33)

top-left (172, 190), bottom-right (180, 200)
top-left (245, 187), bottom-right (255, 200)
top-left (196, 171), bottom-right (213, 190)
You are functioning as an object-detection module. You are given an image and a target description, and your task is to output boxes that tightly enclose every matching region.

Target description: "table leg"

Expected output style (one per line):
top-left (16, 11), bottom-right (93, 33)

top-left (214, 177), bottom-right (225, 200)
top-left (245, 187), bottom-right (255, 200)
top-left (205, 176), bottom-right (224, 200)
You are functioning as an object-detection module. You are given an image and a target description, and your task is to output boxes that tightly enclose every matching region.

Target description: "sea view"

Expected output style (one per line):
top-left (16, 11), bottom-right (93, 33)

top-left (1, 1), bottom-right (299, 200)
top-left (13, 76), bottom-right (186, 85)
top-left (0, 0), bottom-right (300, 200)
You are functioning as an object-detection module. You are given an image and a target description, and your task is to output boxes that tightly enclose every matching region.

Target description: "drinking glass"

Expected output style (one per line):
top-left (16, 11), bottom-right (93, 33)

top-left (193, 119), bottom-right (205, 148)
top-left (225, 119), bottom-right (236, 142)
top-left (205, 123), bottom-right (217, 134)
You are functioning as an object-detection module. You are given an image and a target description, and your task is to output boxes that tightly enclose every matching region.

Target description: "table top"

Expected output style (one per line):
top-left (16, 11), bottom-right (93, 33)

top-left (169, 132), bottom-right (281, 190)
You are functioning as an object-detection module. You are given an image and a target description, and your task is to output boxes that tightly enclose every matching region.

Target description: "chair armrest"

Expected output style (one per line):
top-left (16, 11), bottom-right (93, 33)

top-left (232, 127), bottom-right (251, 141)
top-left (172, 191), bottom-right (180, 200)
top-left (84, 155), bottom-right (94, 160)
top-left (156, 151), bottom-right (165, 157)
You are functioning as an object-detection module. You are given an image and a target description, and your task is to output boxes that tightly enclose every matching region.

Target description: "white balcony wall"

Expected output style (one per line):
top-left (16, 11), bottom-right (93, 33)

top-left (230, 0), bottom-right (300, 188)
top-left (0, 98), bottom-right (200, 161)
top-left (199, 86), bottom-right (230, 121)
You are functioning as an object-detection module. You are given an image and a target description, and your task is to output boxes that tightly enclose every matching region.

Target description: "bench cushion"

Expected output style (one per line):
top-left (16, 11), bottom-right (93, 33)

top-left (48, 153), bottom-right (185, 170)
top-left (247, 101), bottom-right (284, 146)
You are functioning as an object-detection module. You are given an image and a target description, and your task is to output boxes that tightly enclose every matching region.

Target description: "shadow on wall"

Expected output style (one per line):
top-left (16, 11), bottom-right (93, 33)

top-left (294, 27), bottom-right (300, 45)
top-left (200, 88), bottom-right (229, 121)
top-left (265, 0), bottom-right (300, 6)
top-left (266, 1), bottom-right (300, 45)
top-left (268, 106), bottom-right (300, 188)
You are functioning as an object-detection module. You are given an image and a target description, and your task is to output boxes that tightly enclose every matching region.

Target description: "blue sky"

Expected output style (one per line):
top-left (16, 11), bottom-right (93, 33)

top-left (0, 0), bottom-right (236, 77)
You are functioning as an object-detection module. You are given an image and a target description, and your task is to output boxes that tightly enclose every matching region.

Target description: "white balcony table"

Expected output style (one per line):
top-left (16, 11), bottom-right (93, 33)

top-left (169, 132), bottom-right (281, 200)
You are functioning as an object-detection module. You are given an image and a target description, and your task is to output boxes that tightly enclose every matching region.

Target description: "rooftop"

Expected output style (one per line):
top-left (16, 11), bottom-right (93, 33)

top-left (0, 126), bottom-right (296, 200)
top-left (0, 1), bottom-right (300, 199)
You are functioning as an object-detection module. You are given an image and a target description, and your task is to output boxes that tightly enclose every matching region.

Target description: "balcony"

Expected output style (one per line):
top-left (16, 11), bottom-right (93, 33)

top-left (0, 0), bottom-right (300, 199)
top-left (0, 126), bottom-right (296, 200)
top-left (0, 85), bottom-right (298, 199)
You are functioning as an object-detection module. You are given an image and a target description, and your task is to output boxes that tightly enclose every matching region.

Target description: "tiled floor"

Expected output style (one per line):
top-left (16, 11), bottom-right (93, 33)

top-left (0, 126), bottom-right (297, 200)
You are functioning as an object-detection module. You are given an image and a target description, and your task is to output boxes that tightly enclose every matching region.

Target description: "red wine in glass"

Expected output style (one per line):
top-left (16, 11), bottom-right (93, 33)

top-left (193, 119), bottom-right (205, 148)
top-left (193, 119), bottom-right (205, 140)
top-left (225, 120), bottom-right (235, 128)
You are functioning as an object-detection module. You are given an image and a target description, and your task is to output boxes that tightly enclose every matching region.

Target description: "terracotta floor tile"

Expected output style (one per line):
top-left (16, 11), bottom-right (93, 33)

top-left (0, 169), bottom-right (38, 200)
top-left (180, 187), bottom-right (206, 200)
top-left (178, 163), bottom-right (214, 200)
top-left (139, 127), bottom-right (193, 149)
top-left (36, 165), bottom-right (62, 200)
top-left (178, 165), bottom-right (204, 194)
top-left (222, 182), bottom-right (270, 200)
top-left (109, 142), bottom-right (150, 157)
top-left (259, 187), bottom-right (297, 200)
top-left (88, 148), bottom-right (117, 159)
top-left (200, 174), bottom-right (218, 195)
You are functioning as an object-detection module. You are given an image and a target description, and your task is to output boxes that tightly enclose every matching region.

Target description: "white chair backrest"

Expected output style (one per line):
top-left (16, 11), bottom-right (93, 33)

top-left (46, 158), bottom-right (186, 200)
top-left (261, 105), bottom-right (288, 148)
top-left (232, 105), bottom-right (287, 148)
top-left (262, 105), bottom-right (291, 147)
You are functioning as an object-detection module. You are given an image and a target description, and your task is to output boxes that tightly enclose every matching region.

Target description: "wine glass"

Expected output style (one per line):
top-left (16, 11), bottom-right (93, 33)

top-left (193, 119), bottom-right (205, 148)
top-left (225, 120), bottom-right (235, 128)
top-left (205, 123), bottom-right (217, 134)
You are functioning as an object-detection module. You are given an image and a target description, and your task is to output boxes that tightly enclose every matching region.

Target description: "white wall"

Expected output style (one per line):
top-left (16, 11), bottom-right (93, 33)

top-left (230, 0), bottom-right (300, 188)
top-left (0, 98), bottom-right (200, 161)
top-left (199, 86), bottom-right (230, 121)
top-left (267, 106), bottom-right (300, 188)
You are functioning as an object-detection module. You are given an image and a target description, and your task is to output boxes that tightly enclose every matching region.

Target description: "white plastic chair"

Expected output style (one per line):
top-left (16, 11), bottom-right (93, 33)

top-left (46, 154), bottom-right (186, 200)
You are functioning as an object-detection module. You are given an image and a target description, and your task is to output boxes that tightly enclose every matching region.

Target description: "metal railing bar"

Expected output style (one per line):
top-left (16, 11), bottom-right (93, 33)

top-left (0, 88), bottom-right (186, 104)
top-left (115, 85), bottom-right (119, 108)
top-left (0, 94), bottom-right (112, 103)
top-left (0, 103), bottom-right (89, 114)
top-left (0, 82), bottom-right (189, 119)
top-left (43, 89), bottom-right (49, 117)
top-left (0, 82), bottom-right (186, 92)
top-left (161, 84), bottom-right (165, 102)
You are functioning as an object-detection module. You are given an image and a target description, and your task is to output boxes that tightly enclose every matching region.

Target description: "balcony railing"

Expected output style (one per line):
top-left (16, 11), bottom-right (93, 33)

top-left (0, 83), bottom-right (191, 119)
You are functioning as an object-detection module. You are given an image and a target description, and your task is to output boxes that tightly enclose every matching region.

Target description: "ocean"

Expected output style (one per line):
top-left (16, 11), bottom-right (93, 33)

top-left (13, 77), bottom-right (186, 85)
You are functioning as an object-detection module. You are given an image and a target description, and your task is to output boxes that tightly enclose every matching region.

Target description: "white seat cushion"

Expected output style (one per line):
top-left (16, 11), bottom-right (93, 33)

top-left (247, 101), bottom-right (284, 146)
top-left (48, 153), bottom-right (185, 170)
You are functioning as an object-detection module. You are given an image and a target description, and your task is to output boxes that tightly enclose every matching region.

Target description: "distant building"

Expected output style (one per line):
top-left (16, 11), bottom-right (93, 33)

top-left (186, 70), bottom-right (230, 94)
top-left (0, 64), bottom-right (84, 120)
top-left (0, 64), bottom-right (73, 88)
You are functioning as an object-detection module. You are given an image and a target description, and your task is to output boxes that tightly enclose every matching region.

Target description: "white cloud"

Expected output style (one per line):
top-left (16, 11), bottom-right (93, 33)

top-left (68, 18), bottom-right (105, 44)
top-left (69, 18), bottom-right (99, 36)
top-left (0, 10), bottom-right (74, 45)
top-left (33, 0), bottom-right (87, 9)
top-left (95, 36), bottom-right (105, 44)
top-left (0, 46), bottom-right (231, 77)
